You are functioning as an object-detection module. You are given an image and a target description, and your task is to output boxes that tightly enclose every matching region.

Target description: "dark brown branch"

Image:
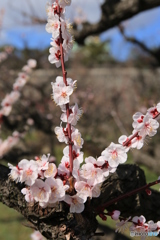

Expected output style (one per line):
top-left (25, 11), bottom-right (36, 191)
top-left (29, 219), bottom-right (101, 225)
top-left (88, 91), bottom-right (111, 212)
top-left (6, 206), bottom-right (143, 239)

top-left (1, 163), bottom-right (160, 239)
top-left (119, 24), bottom-right (160, 64)
top-left (74, 0), bottom-right (160, 44)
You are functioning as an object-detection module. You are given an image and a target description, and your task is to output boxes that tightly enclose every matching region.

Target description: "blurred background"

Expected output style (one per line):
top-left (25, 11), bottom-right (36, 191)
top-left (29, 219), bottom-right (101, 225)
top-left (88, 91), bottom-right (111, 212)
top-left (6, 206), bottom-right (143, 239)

top-left (1, 0), bottom-right (160, 239)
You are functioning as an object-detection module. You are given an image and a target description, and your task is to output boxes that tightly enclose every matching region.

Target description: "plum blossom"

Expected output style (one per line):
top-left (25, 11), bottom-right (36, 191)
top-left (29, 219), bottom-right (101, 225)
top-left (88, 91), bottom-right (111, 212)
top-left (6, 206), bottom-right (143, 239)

top-left (27, 59), bottom-right (37, 68)
top-left (79, 162), bottom-right (104, 185)
top-left (71, 129), bottom-right (84, 149)
top-left (52, 82), bottom-right (73, 105)
top-left (116, 217), bottom-right (131, 233)
top-left (55, 125), bottom-right (69, 143)
top-left (138, 115), bottom-right (159, 137)
top-left (132, 112), bottom-right (145, 129)
top-left (18, 159), bottom-right (39, 186)
top-left (60, 103), bottom-right (83, 125)
top-left (64, 194), bottom-right (86, 213)
top-left (45, 15), bottom-right (60, 38)
top-left (37, 154), bottom-right (50, 171)
top-left (21, 187), bottom-right (34, 204)
top-left (110, 210), bottom-right (121, 220)
top-left (130, 215), bottom-right (148, 234)
top-left (1, 132), bottom-right (20, 158)
top-left (8, 163), bottom-right (22, 183)
top-left (101, 142), bottom-right (127, 168)
top-left (1, 91), bottom-right (20, 107)
top-left (118, 133), bottom-right (144, 151)
top-left (30, 179), bottom-right (51, 208)
top-left (30, 231), bottom-right (45, 240)
top-left (44, 163), bottom-right (57, 178)
top-left (75, 181), bottom-right (101, 199)
top-left (46, 177), bottom-right (68, 203)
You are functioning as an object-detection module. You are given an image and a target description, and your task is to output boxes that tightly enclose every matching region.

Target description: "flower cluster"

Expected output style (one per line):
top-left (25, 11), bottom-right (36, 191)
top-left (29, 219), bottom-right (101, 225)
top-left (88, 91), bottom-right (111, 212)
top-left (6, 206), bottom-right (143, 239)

top-left (118, 103), bottom-right (160, 151)
top-left (0, 59), bottom-right (37, 123)
top-left (46, 0), bottom-right (73, 67)
top-left (115, 214), bottom-right (160, 239)
top-left (0, 131), bottom-right (20, 158)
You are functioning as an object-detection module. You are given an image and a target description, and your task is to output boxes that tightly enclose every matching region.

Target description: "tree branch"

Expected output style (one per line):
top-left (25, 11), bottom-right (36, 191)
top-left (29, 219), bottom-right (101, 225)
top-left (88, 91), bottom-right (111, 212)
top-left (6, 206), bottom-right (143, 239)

top-left (119, 24), bottom-right (160, 64)
top-left (74, 0), bottom-right (160, 44)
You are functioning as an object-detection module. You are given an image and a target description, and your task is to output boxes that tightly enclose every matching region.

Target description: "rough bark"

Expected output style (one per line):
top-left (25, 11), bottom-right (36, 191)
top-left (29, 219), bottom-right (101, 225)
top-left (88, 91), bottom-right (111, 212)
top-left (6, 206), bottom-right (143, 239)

top-left (1, 163), bottom-right (160, 239)
top-left (74, 0), bottom-right (160, 44)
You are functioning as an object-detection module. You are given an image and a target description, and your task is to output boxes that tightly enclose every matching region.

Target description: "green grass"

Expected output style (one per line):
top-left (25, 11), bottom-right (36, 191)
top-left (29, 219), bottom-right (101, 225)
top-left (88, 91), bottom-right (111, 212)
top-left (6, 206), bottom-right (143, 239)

top-left (0, 203), bottom-right (32, 240)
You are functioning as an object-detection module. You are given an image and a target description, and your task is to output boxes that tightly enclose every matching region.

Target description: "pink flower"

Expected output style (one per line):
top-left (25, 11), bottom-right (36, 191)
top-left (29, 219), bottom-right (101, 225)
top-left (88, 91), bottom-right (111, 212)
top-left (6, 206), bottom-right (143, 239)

top-left (71, 128), bottom-right (84, 149)
top-left (30, 231), bottom-right (45, 240)
top-left (8, 163), bottom-right (22, 183)
top-left (60, 103), bottom-right (83, 126)
top-left (45, 15), bottom-right (60, 38)
top-left (52, 82), bottom-right (73, 105)
top-left (64, 194), bottom-right (85, 213)
top-left (101, 142), bottom-right (127, 168)
top-left (79, 162), bottom-right (104, 185)
top-left (21, 187), bottom-right (34, 204)
top-left (111, 210), bottom-right (121, 220)
top-left (18, 159), bottom-right (39, 186)
top-left (27, 59), bottom-right (37, 68)
top-left (44, 163), bottom-right (57, 178)
top-left (46, 177), bottom-right (68, 203)
top-left (30, 179), bottom-right (51, 208)
top-left (1, 91), bottom-right (20, 107)
top-left (75, 181), bottom-right (101, 199)
top-left (55, 126), bottom-right (69, 143)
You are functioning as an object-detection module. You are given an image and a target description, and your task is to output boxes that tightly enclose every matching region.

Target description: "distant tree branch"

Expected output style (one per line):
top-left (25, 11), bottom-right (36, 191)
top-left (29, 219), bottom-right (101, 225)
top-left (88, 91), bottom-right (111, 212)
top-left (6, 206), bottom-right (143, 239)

top-left (74, 0), bottom-right (160, 44)
top-left (119, 24), bottom-right (160, 64)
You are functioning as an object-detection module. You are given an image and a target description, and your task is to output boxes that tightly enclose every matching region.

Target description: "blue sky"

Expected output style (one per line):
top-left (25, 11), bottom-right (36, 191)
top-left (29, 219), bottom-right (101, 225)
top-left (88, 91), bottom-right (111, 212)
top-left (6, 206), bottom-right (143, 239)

top-left (0, 0), bottom-right (160, 61)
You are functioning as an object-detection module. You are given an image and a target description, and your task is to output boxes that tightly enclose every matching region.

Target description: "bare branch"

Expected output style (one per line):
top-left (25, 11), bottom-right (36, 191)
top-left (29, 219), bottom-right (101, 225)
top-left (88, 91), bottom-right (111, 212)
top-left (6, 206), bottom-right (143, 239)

top-left (119, 24), bottom-right (160, 64)
top-left (74, 0), bottom-right (160, 44)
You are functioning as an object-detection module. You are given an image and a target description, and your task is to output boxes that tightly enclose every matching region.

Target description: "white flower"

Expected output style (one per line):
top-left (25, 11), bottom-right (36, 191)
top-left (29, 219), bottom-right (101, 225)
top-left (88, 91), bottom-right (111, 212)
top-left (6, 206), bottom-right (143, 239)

top-left (44, 163), bottom-right (57, 178)
top-left (13, 78), bottom-right (27, 90)
top-left (118, 133), bottom-right (144, 151)
top-left (1, 91), bottom-right (20, 107)
top-left (64, 194), bottom-right (85, 213)
top-left (46, 177), bottom-right (68, 203)
top-left (8, 163), bottom-right (22, 183)
top-left (18, 159), bottom-right (39, 186)
top-left (55, 126), bottom-right (69, 143)
top-left (58, 155), bottom-right (70, 176)
top-left (60, 103), bottom-right (83, 125)
top-left (27, 59), bottom-right (37, 68)
top-left (79, 162), bottom-right (104, 185)
top-left (30, 231), bottom-right (45, 240)
top-left (21, 187), bottom-right (34, 203)
top-left (30, 179), bottom-right (51, 207)
top-left (101, 142), bottom-right (127, 168)
top-left (111, 210), bottom-right (121, 220)
top-left (116, 217), bottom-right (131, 233)
top-left (132, 112), bottom-right (145, 129)
top-left (75, 181), bottom-right (101, 199)
top-left (37, 154), bottom-right (50, 171)
top-left (138, 115), bottom-right (159, 137)
top-left (45, 15), bottom-right (60, 38)
top-left (52, 82), bottom-right (73, 105)
top-left (71, 129), bottom-right (84, 149)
